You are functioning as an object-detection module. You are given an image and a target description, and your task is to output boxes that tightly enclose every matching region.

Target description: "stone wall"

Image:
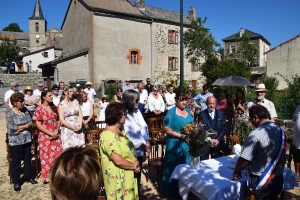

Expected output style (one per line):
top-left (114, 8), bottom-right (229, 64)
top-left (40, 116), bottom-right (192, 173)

top-left (275, 119), bottom-right (294, 139)
top-left (0, 74), bottom-right (42, 86)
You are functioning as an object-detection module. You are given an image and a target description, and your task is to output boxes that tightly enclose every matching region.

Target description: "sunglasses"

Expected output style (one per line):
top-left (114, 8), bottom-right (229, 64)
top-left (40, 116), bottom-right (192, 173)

top-left (153, 90), bottom-right (158, 92)
top-left (38, 86), bottom-right (43, 87)
top-left (17, 99), bottom-right (24, 103)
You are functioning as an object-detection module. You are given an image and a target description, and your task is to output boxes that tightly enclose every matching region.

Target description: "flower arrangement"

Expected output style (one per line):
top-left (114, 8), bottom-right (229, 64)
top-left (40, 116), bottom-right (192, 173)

top-left (181, 122), bottom-right (212, 157)
top-left (235, 114), bottom-right (253, 145)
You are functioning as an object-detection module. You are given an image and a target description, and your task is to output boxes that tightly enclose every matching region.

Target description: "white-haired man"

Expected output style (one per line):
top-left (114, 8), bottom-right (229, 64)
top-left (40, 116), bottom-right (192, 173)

top-left (4, 82), bottom-right (19, 109)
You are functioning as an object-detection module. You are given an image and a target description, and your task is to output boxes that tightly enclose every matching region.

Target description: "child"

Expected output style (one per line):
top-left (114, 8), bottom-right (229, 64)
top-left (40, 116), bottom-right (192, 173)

top-left (96, 95), bottom-right (109, 127)
top-left (216, 93), bottom-right (227, 111)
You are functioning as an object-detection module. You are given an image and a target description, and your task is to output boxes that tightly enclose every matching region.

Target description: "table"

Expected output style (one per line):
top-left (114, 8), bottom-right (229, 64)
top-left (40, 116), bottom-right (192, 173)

top-left (170, 155), bottom-right (299, 200)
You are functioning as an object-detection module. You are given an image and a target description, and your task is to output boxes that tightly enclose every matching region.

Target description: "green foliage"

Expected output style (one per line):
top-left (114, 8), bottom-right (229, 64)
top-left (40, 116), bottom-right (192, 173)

top-left (0, 38), bottom-right (21, 65)
top-left (104, 84), bottom-right (117, 103)
top-left (183, 17), bottom-right (220, 64)
top-left (200, 58), bottom-right (252, 87)
top-left (285, 74), bottom-right (300, 119)
top-left (2, 23), bottom-right (23, 32)
top-left (227, 33), bottom-right (258, 66)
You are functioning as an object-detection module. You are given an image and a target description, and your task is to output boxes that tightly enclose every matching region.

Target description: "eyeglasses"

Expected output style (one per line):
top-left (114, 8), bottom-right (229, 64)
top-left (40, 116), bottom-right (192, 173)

top-left (153, 90), bottom-right (158, 92)
top-left (136, 98), bottom-right (140, 103)
top-left (17, 100), bottom-right (24, 103)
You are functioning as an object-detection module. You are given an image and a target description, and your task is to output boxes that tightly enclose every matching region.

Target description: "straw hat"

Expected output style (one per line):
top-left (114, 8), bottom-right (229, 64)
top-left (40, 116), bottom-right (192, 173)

top-left (101, 95), bottom-right (108, 101)
top-left (255, 84), bottom-right (267, 92)
top-left (125, 78), bottom-right (130, 82)
top-left (24, 86), bottom-right (33, 93)
top-left (86, 81), bottom-right (92, 85)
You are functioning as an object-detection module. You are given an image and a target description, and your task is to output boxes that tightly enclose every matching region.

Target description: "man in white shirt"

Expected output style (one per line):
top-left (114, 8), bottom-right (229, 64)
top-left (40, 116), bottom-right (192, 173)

top-left (247, 84), bottom-right (277, 120)
top-left (135, 82), bottom-right (148, 117)
top-left (58, 81), bottom-right (65, 96)
top-left (4, 82), bottom-right (19, 109)
top-left (165, 85), bottom-right (176, 111)
top-left (33, 81), bottom-right (43, 100)
top-left (122, 78), bottom-right (134, 92)
top-left (84, 81), bottom-right (96, 104)
top-left (51, 84), bottom-right (60, 106)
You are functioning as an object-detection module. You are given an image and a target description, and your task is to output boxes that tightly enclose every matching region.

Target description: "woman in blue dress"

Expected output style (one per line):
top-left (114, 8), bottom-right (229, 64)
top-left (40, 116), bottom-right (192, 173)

top-left (161, 92), bottom-right (194, 198)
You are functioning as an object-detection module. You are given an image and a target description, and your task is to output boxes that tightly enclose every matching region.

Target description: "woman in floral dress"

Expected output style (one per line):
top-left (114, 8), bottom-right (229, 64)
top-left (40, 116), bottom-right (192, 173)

top-left (58, 86), bottom-right (84, 149)
top-left (99, 103), bottom-right (139, 200)
top-left (32, 90), bottom-right (62, 183)
top-left (232, 89), bottom-right (247, 134)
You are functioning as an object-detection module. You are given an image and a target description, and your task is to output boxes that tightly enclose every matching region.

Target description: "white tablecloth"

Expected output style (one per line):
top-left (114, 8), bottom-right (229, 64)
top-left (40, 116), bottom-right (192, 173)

top-left (170, 155), bottom-right (299, 200)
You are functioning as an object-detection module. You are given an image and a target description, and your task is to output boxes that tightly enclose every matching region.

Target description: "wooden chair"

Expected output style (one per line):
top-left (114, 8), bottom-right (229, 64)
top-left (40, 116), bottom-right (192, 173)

top-left (285, 138), bottom-right (294, 169)
top-left (147, 130), bottom-right (166, 190)
top-left (85, 129), bottom-right (102, 154)
top-left (229, 135), bottom-right (240, 154)
top-left (5, 133), bottom-right (12, 184)
top-left (147, 117), bottom-right (163, 130)
top-left (31, 126), bottom-right (40, 178)
top-left (94, 121), bottom-right (106, 132)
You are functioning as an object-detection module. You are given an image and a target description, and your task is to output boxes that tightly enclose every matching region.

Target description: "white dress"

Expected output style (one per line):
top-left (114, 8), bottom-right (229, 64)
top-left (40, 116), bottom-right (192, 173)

top-left (98, 102), bottom-right (109, 127)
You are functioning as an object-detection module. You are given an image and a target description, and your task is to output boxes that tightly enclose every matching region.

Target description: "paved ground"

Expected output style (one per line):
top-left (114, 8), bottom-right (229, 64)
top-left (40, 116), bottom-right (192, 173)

top-left (0, 98), bottom-right (299, 199)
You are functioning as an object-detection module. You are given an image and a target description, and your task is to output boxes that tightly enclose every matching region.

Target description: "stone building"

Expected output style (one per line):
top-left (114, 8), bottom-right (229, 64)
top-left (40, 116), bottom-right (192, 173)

top-left (222, 28), bottom-right (271, 83)
top-left (40, 0), bottom-right (205, 89)
top-left (264, 34), bottom-right (300, 89)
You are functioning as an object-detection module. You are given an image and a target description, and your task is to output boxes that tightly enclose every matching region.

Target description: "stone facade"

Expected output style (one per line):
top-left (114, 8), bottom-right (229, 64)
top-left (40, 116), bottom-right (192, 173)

top-left (0, 74), bottom-right (42, 86)
top-left (29, 18), bottom-right (47, 52)
top-left (55, 54), bottom-right (90, 86)
top-left (265, 35), bottom-right (300, 89)
top-left (62, 0), bottom-right (205, 89)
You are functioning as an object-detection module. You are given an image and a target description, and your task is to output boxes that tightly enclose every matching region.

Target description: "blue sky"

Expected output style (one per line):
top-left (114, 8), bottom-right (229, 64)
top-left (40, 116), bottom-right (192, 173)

top-left (0, 0), bottom-right (299, 48)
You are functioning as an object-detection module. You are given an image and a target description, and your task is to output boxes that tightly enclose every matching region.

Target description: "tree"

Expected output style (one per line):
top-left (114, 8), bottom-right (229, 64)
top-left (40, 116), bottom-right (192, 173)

top-left (227, 33), bottom-right (258, 66)
top-left (0, 38), bottom-right (21, 65)
top-left (183, 17), bottom-right (220, 64)
top-left (2, 23), bottom-right (23, 32)
top-left (200, 58), bottom-right (252, 86)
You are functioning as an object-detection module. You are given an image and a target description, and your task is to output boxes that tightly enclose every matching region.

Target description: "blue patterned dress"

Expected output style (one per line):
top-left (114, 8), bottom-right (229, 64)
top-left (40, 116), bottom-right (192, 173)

top-left (161, 106), bottom-right (193, 198)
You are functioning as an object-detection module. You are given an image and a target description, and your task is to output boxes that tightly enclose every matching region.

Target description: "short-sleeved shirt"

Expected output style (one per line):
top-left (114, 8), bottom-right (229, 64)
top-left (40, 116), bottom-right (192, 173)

top-left (4, 89), bottom-right (16, 108)
top-left (123, 109), bottom-right (149, 157)
top-left (84, 88), bottom-right (96, 104)
top-left (33, 89), bottom-right (42, 100)
top-left (24, 94), bottom-right (38, 112)
top-left (165, 92), bottom-right (176, 110)
top-left (99, 130), bottom-right (138, 200)
top-left (240, 120), bottom-right (285, 176)
top-left (122, 84), bottom-right (134, 92)
top-left (52, 95), bottom-right (60, 106)
top-left (193, 92), bottom-right (213, 110)
top-left (292, 105), bottom-right (300, 149)
top-left (247, 99), bottom-right (277, 118)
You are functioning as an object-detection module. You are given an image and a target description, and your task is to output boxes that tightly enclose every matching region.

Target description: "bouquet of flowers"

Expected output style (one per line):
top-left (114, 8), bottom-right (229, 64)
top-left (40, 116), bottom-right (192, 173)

top-left (235, 114), bottom-right (253, 145)
top-left (181, 122), bottom-right (212, 157)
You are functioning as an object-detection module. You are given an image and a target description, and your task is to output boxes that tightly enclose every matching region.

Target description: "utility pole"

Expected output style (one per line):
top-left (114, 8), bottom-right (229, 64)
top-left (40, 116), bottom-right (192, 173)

top-left (180, 0), bottom-right (184, 92)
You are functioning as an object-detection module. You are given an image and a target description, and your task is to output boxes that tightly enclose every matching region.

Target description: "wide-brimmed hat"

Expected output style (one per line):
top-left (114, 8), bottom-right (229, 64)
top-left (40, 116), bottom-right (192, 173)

top-left (51, 84), bottom-right (59, 90)
top-left (101, 95), bottom-right (108, 100)
top-left (24, 86), bottom-right (33, 92)
top-left (86, 81), bottom-right (92, 85)
top-left (255, 84), bottom-right (267, 92)
top-left (125, 78), bottom-right (130, 82)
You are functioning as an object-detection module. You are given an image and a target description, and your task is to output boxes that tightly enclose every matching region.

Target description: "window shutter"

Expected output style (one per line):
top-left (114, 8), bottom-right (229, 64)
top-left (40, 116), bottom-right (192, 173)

top-left (175, 58), bottom-right (178, 70)
top-left (168, 30), bottom-right (172, 44)
top-left (175, 31), bottom-right (178, 44)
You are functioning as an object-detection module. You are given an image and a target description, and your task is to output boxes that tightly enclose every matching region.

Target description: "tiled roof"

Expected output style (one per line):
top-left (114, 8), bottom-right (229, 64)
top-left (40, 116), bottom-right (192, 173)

top-left (83, 0), bottom-right (146, 17)
top-left (264, 34), bottom-right (300, 55)
top-left (29, 0), bottom-right (45, 20)
top-left (0, 31), bottom-right (29, 40)
top-left (222, 29), bottom-right (271, 45)
top-left (140, 5), bottom-right (192, 25)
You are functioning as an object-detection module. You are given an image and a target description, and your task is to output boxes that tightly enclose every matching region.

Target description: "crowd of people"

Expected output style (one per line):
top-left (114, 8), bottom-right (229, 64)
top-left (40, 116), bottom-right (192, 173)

top-left (3, 77), bottom-right (297, 200)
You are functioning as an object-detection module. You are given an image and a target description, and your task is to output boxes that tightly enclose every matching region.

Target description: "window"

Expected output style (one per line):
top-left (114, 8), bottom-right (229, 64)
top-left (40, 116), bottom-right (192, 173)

top-left (191, 59), bottom-right (201, 71)
top-left (35, 22), bottom-right (39, 32)
top-left (127, 48), bottom-right (142, 64)
top-left (230, 45), bottom-right (236, 54)
top-left (131, 51), bottom-right (138, 64)
top-left (168, 57), bottom-right (178, 71)
top-left (43, 52), bottom-right (48, 58)
top-left (168, 30), bottom-right (178, 44)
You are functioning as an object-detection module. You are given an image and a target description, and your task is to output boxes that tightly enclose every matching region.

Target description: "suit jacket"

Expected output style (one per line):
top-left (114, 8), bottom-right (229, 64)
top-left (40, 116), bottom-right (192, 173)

top-left (198, 109), bottom-right (226, 142)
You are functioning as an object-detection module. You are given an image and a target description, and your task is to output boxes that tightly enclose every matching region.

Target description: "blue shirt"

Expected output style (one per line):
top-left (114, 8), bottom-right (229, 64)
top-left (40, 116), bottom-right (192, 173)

top-left (193, 92), bottom-right (213, 110)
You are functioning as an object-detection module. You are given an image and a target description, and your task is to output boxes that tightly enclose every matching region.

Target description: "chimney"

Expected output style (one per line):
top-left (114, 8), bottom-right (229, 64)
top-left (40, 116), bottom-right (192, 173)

top-left (188, 6), bottom-right (196, 21)
top-left (240, 28), bottom-right (245, 37)
top-left (136, 0), bottom-right (145, 8)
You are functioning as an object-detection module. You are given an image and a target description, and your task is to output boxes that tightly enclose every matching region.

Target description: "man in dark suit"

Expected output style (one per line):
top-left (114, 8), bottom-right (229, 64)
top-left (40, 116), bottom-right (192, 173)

top-left (198, 96), bottom-right (226, 160)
